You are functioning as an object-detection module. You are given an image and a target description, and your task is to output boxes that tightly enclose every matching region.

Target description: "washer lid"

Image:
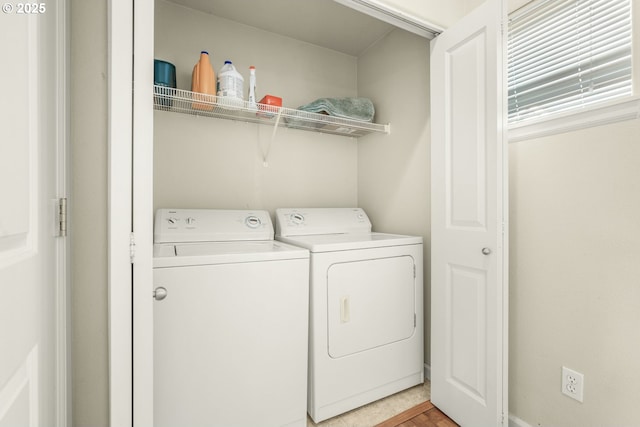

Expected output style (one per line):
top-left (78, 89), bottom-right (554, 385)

top-left (277, 232), bottom-right (422, 253)
top-left (154, 209), bottom-right (274, 243)
top-left (153, 240), bottom-right (309, 268)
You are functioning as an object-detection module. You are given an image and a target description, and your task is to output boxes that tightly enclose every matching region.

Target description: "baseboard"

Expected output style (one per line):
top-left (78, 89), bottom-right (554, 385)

top-left (509, 414), bottom-right (533, 427)
top-left (423, 363), bottom-right (431, 381)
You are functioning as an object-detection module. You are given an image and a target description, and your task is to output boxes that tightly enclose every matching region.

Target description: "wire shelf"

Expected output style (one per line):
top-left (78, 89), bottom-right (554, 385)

top-left (153, 85), bottom-right (390, 137)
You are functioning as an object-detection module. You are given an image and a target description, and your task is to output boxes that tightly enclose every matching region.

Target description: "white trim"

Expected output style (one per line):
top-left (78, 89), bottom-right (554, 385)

top-left (333, 0), bottom-right (444, 39)
top-left (500, 0), bottom-right (510, 421)
top-left (423, 363), bottom-right (431, 381)
top-left (634, 0), bottom-right (640, 97)
top-left (509, 414), bottom-right (534, 427)
top-left (508, 97), bottom-right (640, 143)
top-left (55, 0), bottom-right (71, 425)
top-left (108, 0), bottom-right (133, 426)
top-left (132, 0), bottom-right (155, 425)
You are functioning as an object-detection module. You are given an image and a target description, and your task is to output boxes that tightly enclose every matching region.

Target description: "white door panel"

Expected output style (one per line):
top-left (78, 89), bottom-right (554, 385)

top-left (431, 0), bottom-right (508, 425)
top-left (447, 264), bottom-right (488, 403)
top-left (0, 15), bottom-right (35, 260)
top-left (0, 347), bottom-right (38, 427)
top-left (448, 31), bottom-right (487, 230)
top-left (0, 6), bottom-right (64, 427)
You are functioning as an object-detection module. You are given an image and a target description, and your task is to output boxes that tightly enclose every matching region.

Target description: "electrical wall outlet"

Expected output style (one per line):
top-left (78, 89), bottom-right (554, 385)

top-left (562, 366), bottom-right (584, 402)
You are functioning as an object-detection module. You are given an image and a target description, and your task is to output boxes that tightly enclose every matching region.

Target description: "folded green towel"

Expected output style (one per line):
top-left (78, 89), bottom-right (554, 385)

top-left (296, 97), bottom-right (375, 122)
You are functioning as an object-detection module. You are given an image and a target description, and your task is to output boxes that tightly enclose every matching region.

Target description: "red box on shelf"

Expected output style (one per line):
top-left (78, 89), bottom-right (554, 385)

top-left (258, 95), bottom-right (282, 118)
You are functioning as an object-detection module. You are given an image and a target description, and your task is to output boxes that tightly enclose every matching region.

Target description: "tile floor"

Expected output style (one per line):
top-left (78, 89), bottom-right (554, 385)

top-left (307, 382), bottom-right (431, 427)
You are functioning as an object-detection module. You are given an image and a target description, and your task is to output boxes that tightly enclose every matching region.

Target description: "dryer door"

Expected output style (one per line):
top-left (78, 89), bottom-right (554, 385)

top-left (327, 255), bottom-right (416, 358)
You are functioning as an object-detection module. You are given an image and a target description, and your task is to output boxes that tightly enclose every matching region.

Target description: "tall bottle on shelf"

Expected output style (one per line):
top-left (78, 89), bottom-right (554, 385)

top-left (247, 66), bottom-right (257, 111)
top-left (217, 60), bottom-right (244, 109)
top-left (191, 51), bottom-right (216, 111)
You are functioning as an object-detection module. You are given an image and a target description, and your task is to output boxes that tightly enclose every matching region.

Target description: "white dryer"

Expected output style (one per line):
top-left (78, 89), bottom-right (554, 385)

top-left (153, 209), bottom-right (309, 427)
top-left (275, 208), bottom-right (424, 423)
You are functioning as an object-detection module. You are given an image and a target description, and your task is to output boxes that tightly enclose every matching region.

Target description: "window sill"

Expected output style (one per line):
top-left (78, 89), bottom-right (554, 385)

top-left (508, 96), bottom-right (640, 143)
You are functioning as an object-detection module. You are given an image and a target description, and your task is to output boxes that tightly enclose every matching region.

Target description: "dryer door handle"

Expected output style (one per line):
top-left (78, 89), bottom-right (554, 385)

top-left (340, 296), bottom-right (350, 323)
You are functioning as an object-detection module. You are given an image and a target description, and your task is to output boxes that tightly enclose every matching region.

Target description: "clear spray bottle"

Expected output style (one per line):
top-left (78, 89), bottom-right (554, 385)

top-left (248, 66), bottom-right (257, 111)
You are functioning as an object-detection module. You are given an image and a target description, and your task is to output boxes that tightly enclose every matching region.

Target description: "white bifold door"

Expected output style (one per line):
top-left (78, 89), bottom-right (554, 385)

top-left (0, 4), bottom-right (67, 427)
top-left (430, 0), bottom-right (508, 426)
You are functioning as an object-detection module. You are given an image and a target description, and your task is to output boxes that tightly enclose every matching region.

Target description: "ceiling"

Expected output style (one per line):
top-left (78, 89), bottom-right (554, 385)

top-left (166, 0), bottom-right (397, 56)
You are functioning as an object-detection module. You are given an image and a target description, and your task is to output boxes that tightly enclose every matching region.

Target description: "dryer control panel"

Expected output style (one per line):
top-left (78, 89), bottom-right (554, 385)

top-left (154, 209), bottom-right (274, 243)
top-left (275, 208), bottom-right (372, 237)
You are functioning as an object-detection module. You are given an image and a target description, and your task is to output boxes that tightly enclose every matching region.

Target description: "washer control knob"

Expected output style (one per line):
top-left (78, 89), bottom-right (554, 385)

top-left (245, 216), bottom-right (261, 229)
top-left (185, 217), bottom-right (195, 225)
top-left (153, 287), bottom-right (168, 301)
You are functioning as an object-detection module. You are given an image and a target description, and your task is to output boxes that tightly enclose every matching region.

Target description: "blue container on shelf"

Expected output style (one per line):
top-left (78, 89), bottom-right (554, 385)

top-left (154, 59), bottom-right (176, 108)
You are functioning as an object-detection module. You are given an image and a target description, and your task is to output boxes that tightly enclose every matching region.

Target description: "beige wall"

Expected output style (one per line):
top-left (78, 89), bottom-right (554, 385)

top-left (356, 29), bottom-right (431, 366)
top-left (70, 0), bottom-right (109, 426)
top-left (508, 119), bottom-right (640, 426)
top-left (505, 0), bottom-right (640, 425)
top-left (154, 0), bottom-right (359, 212)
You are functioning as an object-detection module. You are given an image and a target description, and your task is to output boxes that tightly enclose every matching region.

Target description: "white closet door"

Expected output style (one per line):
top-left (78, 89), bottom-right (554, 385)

top-left (430, 0), bottom-right (508, 425)
top-left (109, 0), bottom-right (154, 425)
top-left (0, 5), bottom-right (65, 426)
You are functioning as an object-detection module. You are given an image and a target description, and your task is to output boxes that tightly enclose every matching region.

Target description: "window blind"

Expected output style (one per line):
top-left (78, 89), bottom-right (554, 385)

top-left (508, 0), bottom-right (632, 123)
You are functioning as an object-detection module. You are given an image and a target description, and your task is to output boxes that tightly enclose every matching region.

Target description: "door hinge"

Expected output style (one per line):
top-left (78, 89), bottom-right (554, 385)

top-left (414, 313), bottom-right (417, 327)
top-left (413, 264), bottom-right (416, 278)
top-left (129, 232), bottom-right (136, 264)
top-left (55, 198), bottom-right (67, 237)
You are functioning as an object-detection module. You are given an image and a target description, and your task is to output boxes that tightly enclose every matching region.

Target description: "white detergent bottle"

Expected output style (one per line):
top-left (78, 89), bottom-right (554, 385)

top-left (248, 66), bottom-right (257, 111)
top-left (217, 60), bottom-right (244, 109)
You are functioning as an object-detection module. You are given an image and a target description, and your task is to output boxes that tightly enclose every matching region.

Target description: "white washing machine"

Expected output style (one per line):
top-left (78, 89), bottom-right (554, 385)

top-left (275, 208), bottom-right (424, 423)
top-left (153, 209), bottom-right (310, 427)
